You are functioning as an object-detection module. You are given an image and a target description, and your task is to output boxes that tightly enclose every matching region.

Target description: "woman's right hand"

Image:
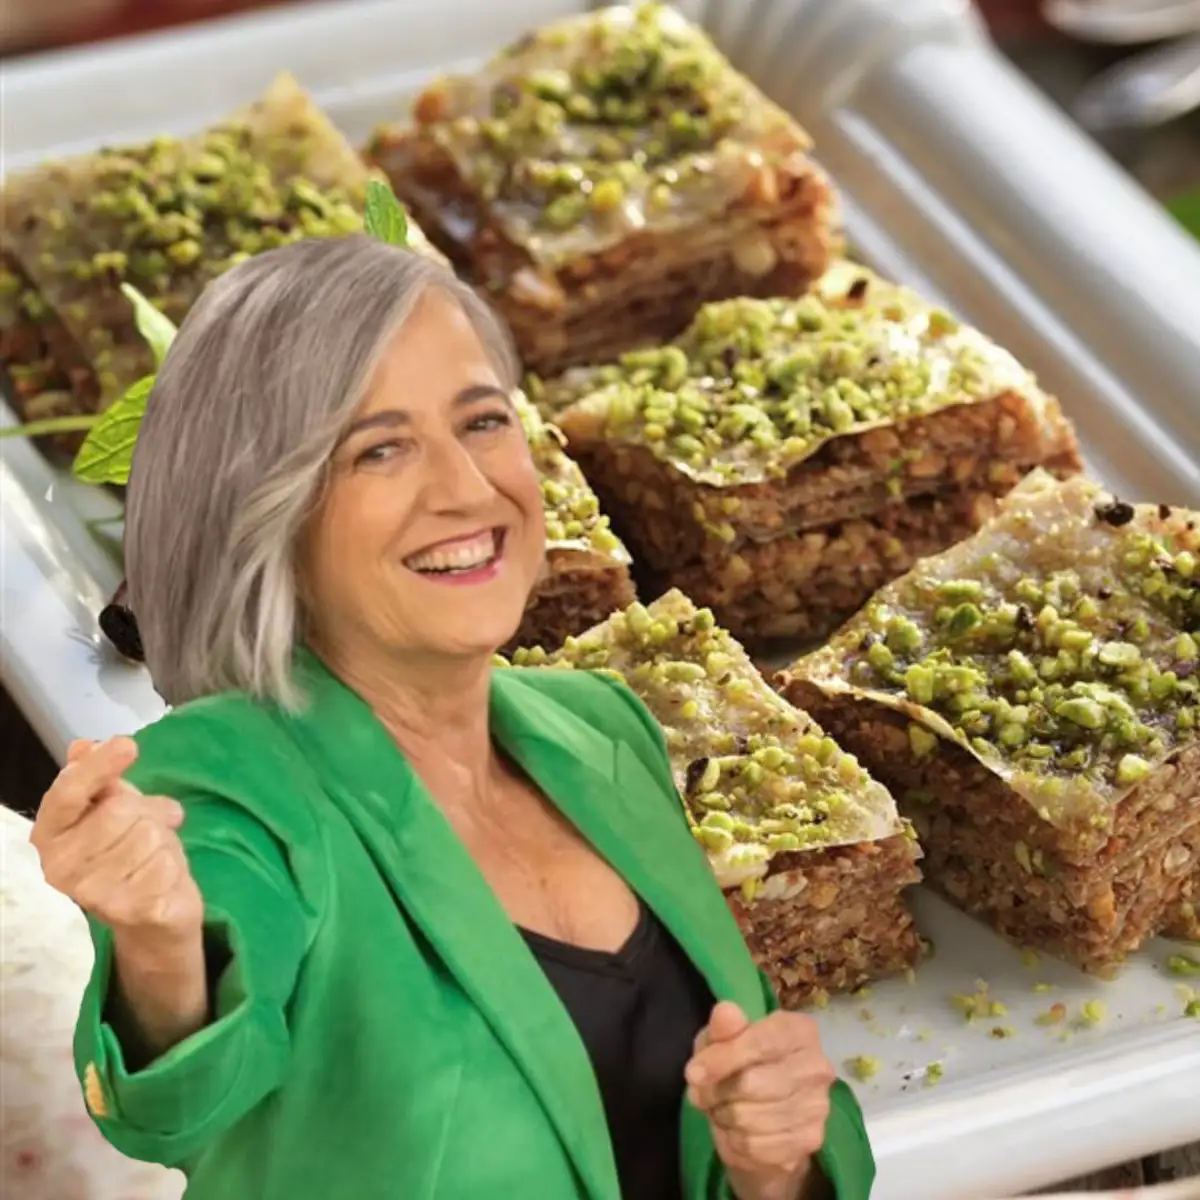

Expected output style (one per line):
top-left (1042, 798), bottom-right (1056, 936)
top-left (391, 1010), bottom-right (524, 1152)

top-left (31, 736), bottom-right (203, 942)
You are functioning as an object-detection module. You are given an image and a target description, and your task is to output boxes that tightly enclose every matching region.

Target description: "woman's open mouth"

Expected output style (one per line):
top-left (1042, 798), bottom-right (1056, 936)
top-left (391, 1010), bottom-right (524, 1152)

top-left (403, 527), bottom-right (506, 585)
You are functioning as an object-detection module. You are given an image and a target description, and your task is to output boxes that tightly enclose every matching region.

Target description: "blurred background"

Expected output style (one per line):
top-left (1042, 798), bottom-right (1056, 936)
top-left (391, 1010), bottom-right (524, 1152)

top-left (0, 0), bottom-right (291, 56)
top-left (2, 0), bottom-right (1196, 210)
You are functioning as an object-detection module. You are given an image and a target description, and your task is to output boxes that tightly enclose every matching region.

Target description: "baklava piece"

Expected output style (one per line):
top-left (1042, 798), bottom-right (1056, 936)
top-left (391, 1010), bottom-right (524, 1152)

top-left (546, 262), bottom-right (1082, 647)
top-left (780, 472), bottom-right (1200, 974)
top-left (509, 393), bottom-right (635, 651)
top-left (515, 589), bottom-right (923, 1005)
top-left (366, 3), bottom-right (837, 375)
top-left (1, 75), bottom-right (440, 451)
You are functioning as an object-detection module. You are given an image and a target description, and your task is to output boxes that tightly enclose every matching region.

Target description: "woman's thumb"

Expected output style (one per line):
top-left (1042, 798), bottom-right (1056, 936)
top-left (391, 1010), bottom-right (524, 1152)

top-left (706, 1001), bottom-right (751, 1044)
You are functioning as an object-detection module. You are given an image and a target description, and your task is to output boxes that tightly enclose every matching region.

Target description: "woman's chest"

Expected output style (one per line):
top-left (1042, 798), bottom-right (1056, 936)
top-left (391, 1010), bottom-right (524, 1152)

top-left (447, 787), bottom-right (643, 950)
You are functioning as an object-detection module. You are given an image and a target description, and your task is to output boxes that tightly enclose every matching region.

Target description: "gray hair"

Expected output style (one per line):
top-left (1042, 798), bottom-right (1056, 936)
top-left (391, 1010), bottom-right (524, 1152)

top-left (124, 235), bottom-right (519, 709)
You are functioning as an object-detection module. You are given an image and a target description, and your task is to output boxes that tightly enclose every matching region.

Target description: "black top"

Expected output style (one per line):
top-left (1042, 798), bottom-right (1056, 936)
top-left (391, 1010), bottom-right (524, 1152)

top-left (520, 902), bottom-right (714, 1200)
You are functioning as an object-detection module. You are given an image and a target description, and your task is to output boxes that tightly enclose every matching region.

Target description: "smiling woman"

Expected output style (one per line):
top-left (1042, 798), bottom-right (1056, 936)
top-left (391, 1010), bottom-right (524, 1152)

top-left (29, 235), bottom-right (875, 1200)
top-left (124, 237), bottom-right (527, 708)
top-left (301, 292), bottom-right (546, 684)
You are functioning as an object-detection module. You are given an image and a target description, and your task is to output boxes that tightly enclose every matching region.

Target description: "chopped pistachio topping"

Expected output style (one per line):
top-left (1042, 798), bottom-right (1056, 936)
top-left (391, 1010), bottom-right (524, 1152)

top-left (790, 473), bottom-right (1200, 828)
top-left (400, 4), bottom-right (805, 263)
top-left (511, 588), bottom-right (904, 889)
top-left (551, 262), bottom-right (1043, 486)
top-left (514, 392), bottom-right (629, 560)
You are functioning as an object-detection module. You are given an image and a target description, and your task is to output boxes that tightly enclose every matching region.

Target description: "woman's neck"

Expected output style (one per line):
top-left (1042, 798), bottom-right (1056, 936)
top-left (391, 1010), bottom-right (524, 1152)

top-left (323, 645), bottom-right (498, 802)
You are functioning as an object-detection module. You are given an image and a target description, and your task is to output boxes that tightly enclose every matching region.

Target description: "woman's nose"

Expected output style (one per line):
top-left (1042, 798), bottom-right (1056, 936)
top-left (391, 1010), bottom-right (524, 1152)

top-left (421, 436), bottom-right (496, 512)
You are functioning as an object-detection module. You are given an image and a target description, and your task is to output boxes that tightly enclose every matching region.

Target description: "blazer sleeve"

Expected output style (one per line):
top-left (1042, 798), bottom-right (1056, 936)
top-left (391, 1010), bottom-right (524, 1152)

top-left (73, 792), bottom-right (316, 1169)
top-left (591, 673), bottom-right (878, 1200)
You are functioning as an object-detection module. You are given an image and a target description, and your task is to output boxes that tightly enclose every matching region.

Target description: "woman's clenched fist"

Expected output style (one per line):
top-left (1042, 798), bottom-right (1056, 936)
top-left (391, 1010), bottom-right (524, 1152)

top-left (31, 737), bottom-right (203, 940)
top-left (686, 1002), bottom-right (837, 1200)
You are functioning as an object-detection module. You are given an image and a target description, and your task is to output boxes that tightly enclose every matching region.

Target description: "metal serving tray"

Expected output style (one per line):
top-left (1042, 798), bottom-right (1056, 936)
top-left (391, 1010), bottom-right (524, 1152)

top-left (2, 2), bottom-right (1199, 1197)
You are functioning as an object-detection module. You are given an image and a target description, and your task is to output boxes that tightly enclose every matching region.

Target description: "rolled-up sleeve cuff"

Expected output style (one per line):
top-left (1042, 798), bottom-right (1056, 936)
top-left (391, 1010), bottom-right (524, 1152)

top-left (74, 916), bottom-right (289, 1164)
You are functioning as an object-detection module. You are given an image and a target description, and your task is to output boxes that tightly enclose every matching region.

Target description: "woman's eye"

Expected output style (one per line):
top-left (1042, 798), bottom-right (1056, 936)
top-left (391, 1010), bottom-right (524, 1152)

top-left (354, 439), bottom-right (409, 467)
top-left (465, 410), bottom-right (513, 435)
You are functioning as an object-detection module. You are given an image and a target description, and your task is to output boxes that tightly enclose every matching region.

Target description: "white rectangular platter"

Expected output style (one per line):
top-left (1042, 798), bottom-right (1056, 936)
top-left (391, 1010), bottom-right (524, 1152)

top-left (2, 2), bottom-right (1199, 1197)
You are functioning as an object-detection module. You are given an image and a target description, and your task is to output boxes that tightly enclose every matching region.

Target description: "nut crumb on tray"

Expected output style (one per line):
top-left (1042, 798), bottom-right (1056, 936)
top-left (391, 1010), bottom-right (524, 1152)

top-left (950, 981), bottom-right (1007, 1022)
top-left (1166, 951), bottom-right (1200, 977)
top-left (845, 1055), bottom-right (881, 1082)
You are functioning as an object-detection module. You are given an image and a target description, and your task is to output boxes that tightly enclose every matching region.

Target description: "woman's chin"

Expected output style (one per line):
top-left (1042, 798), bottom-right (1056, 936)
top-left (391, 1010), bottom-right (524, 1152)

top-left (416, 612), bottom-right (526, 663)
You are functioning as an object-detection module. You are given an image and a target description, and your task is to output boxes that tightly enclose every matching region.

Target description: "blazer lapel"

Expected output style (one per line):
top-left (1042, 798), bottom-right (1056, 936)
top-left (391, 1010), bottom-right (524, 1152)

top-left (490, 671), bottom-right (765, 1015)
top-left (279, 656), bottom-right (620, 1200)
top-left (491, 671), bottom-right (771, 1200)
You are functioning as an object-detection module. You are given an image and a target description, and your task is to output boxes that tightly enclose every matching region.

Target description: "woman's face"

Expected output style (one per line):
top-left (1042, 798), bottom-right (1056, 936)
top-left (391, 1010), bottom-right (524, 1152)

top-left (301, 289), bottom-right (545, 669)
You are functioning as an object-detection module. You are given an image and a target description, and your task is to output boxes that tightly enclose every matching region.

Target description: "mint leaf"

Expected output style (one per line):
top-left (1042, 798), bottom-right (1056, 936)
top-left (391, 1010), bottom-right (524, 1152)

top-left (1167, 189), bottom-right (1200, 241)
top-left (120, 284), bottom-right (177, 366)
top-left (363, 179), bottom-right (410, 247)
top-left (72, 375), bottom-right (156, 486)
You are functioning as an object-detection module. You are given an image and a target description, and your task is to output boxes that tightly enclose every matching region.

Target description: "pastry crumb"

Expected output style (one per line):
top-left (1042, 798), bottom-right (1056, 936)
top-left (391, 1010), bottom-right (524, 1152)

top-left (846, 1055), bottom-right (881, 1082)
top-left (951, 981), bottom-right (1006, 1021)
top-left (1035, 1002), bottom-right (1067, 1026)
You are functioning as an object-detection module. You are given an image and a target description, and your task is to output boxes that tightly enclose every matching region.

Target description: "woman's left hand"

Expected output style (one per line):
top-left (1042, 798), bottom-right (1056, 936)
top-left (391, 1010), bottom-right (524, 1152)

top-left (685, 1002), bottom-right (836, 1200)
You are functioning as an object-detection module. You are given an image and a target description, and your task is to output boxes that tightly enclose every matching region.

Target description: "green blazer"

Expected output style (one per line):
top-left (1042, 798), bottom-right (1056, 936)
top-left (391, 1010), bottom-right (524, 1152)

top-left (74, 655), bottom-right (874, 1199)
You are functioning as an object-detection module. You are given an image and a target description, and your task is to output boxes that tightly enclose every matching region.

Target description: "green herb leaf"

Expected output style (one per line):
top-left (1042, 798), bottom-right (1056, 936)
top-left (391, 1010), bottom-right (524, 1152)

top-left (363, 180), bottom-right (410, 248)
top-left (1167, 188), bottom-right (1200, 241)
top-left (120, 284), bottom-right (177, 366)
top-left (72, 375), bottom-right (156, 486)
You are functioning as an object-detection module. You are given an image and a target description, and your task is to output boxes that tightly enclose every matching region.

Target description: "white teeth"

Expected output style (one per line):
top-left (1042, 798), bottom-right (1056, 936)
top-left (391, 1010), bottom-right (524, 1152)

top-left (406, 531), bottom-right (497, 574)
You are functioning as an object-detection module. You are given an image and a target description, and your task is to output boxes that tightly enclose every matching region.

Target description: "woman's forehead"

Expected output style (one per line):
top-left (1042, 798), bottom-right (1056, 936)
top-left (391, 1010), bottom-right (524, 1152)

top-left (359, 293), bottom-right (503, 417)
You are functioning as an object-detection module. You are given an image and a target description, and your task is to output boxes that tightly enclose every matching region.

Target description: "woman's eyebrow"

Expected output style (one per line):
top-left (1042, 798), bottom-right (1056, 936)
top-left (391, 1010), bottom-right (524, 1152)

top-left (454, 383), bottom-right (513, 409)
top-left (340, 385), bottom-right (512, 441)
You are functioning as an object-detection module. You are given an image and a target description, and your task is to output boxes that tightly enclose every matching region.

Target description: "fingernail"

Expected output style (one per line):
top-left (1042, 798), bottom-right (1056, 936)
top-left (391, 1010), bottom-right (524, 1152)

top-left (685, 1064), bottom-right (706, 1087)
